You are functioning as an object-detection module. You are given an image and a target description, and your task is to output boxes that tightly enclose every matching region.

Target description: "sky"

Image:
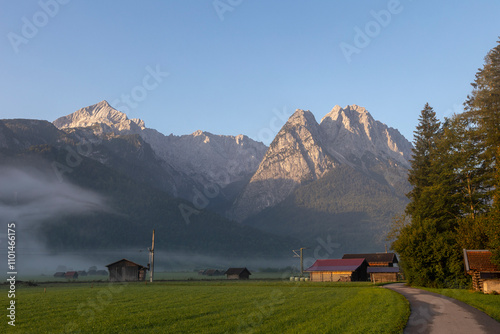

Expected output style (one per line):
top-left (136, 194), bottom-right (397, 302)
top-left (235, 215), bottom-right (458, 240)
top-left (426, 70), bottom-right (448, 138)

top-left (1, 0), bottom-right (500, 145)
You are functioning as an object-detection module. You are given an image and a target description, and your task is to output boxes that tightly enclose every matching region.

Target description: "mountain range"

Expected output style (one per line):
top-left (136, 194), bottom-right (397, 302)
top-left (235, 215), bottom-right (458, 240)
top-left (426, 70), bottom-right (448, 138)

top-left (0, 101), bottom-right (412, 267)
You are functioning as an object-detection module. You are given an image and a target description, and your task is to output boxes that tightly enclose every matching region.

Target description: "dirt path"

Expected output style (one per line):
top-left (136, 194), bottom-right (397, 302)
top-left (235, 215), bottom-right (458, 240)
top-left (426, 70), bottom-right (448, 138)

top-left (384, 283), bottom-right (500, 334)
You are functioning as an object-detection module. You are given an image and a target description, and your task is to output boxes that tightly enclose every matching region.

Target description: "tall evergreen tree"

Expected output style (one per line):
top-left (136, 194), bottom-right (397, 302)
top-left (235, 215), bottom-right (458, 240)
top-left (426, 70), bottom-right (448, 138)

top-left (466, 39), bottom-right (500, 209)
top-left (465, 39), bottom-right (500, 264)
top-left (406, 103), bottom-right (441, 219)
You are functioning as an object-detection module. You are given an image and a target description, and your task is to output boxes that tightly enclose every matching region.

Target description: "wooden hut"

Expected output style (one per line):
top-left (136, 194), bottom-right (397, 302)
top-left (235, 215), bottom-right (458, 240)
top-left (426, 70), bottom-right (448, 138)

top-left (463, 249), bottom-right (500, 292)
top-left (105, 259), bottom-right (148, 282)
top-left (64, 271), bottom-right (79, 279)
top-left (342, 253), bottom-right (398, 267)
top-left (53, 272), bottom-right (65, 278)
top-left (305, 259), bottom-right (369, 282)
top-left (367, 267), bottom-right (400, 283)
top-left (225, 268), bottom-right (251, 280)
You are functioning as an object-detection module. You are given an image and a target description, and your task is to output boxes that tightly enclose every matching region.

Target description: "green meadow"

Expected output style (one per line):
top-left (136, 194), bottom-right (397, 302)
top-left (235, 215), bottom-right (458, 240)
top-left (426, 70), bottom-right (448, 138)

top-left (2, 280), bottom-right (409, 334)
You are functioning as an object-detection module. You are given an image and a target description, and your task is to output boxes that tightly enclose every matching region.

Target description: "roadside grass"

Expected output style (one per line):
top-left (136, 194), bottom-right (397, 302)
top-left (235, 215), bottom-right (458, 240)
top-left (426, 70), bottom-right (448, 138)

top-left (2, 280), bottom-right (409, 333)
top-left (420, 287), bottom-right (500, 322)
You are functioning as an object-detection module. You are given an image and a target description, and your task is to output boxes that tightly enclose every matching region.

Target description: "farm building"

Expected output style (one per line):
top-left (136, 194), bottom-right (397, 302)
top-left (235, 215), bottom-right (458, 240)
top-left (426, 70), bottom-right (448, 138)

top-left (64, 271), bottom-right (78, 279)
top-left (305, 259), bottom-right (369, 282)
top-left (367, 267), bottom-right (400, 283)
top-left (77, 271), bottom-right (87, 277)
top-left (225, 268), bottom-right (251, 280)
top-left (105, 259), bottom-right (148, 282)
top-left (342, 253), bottom-right (398, 267)
top-left (463, 249), bottom-right (500, 293)
top-left (200, 269), bottom-right (224, 276)
top-left (53, 272), bottom-right (65, 278)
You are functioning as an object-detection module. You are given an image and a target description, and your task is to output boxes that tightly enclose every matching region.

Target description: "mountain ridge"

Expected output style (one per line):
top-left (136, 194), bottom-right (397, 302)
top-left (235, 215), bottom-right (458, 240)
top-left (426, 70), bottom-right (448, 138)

top-left (232, 104), bottom-right (412, 221)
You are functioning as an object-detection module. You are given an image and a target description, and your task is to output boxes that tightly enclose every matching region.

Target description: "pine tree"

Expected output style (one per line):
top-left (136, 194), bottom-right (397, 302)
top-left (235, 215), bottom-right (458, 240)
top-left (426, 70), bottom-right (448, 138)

top-left (406, 103), bottom-right (441, 219)
top-left (465, 39), bottom-right (500, 264)
top-left (466, 39), bottom-right (500, 209)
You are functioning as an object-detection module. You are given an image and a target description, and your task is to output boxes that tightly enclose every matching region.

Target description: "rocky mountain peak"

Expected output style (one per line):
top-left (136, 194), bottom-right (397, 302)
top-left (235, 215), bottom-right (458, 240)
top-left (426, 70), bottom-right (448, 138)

top-left (53, 100), bottom-right (146, 132)
top-left (320, 105), bottom-right (411, 167)
top-left (232, 108), bottom-right (335, 221)
top-left (233, 104), bottom-right (413, 221)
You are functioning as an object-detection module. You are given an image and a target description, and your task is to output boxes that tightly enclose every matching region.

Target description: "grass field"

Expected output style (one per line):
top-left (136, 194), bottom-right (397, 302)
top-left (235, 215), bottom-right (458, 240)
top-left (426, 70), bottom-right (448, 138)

top-left (2, 280), bottom-right (410, 333)
top-left (421, 287), bottom-right (500, 322)
top-left (16, 271), bottom-right (288, 282)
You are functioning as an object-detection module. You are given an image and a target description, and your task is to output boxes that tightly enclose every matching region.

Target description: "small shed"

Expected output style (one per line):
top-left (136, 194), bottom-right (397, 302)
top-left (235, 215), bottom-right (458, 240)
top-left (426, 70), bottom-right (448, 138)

top-left (225, 268), bottom-right (251, 280)
top-left (342, 253), bottom-right (398, 267)
top-left (305, 259), bottom-right (369, 282)
top-left (203, 269), bottom-right (224, 276)
top-left (463, 249), bottom-right (500, 292)
top-left (53, 272), bottom-right (65, 278)
top-left (105, 259), bottom-right (148, 282)
top-left (367, 267), bottom-right (400, 283)
top-left (64, 271), bottom-right (78, 279)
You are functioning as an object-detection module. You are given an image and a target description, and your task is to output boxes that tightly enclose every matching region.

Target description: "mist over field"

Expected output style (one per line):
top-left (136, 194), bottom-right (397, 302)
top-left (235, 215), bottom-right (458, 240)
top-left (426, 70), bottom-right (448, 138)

top-left (0, 167), bottom-right (111, 275)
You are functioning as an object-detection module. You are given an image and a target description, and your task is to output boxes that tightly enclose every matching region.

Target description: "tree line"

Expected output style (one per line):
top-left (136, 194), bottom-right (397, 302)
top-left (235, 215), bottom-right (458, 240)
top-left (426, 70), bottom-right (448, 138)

top-left (391, 38), bottom-right (500, 287)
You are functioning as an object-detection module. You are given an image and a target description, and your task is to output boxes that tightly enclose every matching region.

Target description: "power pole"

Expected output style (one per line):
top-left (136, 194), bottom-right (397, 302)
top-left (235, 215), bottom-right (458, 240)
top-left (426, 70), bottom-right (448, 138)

top-left (149, 229), bottom-right (155, 283)
top-left (293, 247), bottom-right (307, 277)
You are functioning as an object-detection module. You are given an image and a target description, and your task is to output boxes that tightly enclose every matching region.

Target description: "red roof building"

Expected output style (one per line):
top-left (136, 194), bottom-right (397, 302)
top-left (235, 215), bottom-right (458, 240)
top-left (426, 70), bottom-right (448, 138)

top-left (305, 259), bottom-right (368, 282)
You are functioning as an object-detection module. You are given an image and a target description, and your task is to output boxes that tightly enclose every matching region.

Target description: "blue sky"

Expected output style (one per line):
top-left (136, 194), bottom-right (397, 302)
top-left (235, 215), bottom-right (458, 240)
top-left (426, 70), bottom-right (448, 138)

top-left (1, 0), bottom-right (500, 144)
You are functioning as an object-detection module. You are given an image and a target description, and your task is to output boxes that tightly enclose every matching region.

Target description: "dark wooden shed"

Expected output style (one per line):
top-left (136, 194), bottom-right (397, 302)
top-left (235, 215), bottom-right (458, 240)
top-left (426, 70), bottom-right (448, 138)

top-left (225, 268), bottom-right (251, 280)
top-left (53, 272), bottom-right (65, 278)
top-left (342, 253), bottom-right (398, 267)
top-left (105, 259), bottom-right (148, 282)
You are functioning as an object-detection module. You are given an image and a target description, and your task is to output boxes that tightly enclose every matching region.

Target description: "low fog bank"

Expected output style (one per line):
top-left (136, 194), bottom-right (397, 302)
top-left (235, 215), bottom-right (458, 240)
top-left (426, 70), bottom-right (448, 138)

top-left (0, 249), bottom-right (299, 276)
top-left (0, 167), bottom-right (109, 225)
top-left (0, 166), bottom-right (316, 277)
top-left (0, 166), bottom-right (111, 276)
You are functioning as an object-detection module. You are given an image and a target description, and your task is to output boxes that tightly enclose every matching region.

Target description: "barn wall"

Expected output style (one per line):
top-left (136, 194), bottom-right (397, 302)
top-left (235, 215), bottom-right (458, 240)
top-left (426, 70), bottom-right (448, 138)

top-left (483, 279), bottom-right (500, 294)
top-left (108, 263), bottom-right (142, 281)
top-left (370, 273), bottom-right (398, 283)
top-left (309, 271), bottom-right (352, 282)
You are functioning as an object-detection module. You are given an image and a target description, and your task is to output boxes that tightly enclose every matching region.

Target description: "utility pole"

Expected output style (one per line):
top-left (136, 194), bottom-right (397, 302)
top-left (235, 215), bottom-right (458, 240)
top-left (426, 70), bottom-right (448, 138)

top-left (149, 229), bottom-right (155, 283)
top-left (293, 247), bottom-right (307, 277)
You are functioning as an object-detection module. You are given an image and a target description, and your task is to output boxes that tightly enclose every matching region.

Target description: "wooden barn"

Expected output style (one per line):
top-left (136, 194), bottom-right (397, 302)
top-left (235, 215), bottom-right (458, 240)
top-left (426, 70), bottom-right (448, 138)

top-left (53, 272), bottom-right (65, 278)
top-left (342, 253), bottom-right (398, 267)
top-left (201, 269), bottom-right (224, 276)
top-left (305, 259), bottom-right (369, 282)
top-left (225, 268), bottom-right (251, 280)
top-left (64, 271), bottom-right (78, 279)
top-left (106, 259), bottom-right (148, 282)
top-left (463, 249), bottom-right (500, 293)
top-left (367, 267), bottom-right (400, 283)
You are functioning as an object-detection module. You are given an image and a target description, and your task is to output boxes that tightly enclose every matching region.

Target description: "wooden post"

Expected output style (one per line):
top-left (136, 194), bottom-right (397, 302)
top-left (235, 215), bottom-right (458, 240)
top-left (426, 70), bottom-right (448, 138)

top-left (149, 229), bottom-right (155, 283)
top-left (300, 248), bottom-right (304, 277)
